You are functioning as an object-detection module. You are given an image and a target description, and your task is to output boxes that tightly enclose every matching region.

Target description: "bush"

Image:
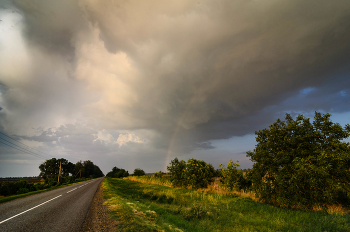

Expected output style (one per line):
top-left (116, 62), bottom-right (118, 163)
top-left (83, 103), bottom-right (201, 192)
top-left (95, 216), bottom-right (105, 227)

top-left (115, 169), bottom-right (129, 178)
top-left (183, 158), bottom-right (215, 189)
top-left (16, 188), bottom-right (29, 195)
top-left (133, 168), bottom-right (145, 176)
top-left (247, 112), bottom-right (350, 209)
top-left (154, 171), bottom-right (164, 178)
top-left (219, 159), bottom-right (252, 191)
top-left (167, 158), bottom-right (215, 189)
top-left (167, 158), bottom-right (186, 187)
top-left (107, 167), bottom-right (129, 178)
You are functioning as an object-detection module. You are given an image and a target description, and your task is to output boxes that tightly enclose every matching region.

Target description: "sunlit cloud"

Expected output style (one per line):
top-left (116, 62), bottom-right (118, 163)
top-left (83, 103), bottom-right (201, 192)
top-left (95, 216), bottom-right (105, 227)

top-left (1, 0), bottom-right (350, 176)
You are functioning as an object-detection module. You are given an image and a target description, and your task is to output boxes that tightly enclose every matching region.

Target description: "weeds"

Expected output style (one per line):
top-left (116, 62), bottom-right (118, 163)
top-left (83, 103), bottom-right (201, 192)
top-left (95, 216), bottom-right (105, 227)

top-left (103, 177), bottom-right (350, 231)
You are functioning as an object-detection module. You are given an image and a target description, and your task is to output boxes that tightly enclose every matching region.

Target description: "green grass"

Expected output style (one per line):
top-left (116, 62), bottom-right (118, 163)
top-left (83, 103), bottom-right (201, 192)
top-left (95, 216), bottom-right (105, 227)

top-left (103, 177), bottom-right (350, 232)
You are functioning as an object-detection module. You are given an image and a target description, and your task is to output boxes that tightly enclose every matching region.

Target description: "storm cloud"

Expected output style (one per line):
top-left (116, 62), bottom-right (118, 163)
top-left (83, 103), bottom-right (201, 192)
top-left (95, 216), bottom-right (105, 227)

top-left (1, 0), bottom-right (350, 176)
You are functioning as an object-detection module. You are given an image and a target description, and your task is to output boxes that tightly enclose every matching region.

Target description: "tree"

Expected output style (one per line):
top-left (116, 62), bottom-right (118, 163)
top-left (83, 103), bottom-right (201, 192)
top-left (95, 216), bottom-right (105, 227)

top-left (219, 159), bottom-right (251, 191)
top-left (83, 160), bottom-right (95, 178)
top-left (115, 169), bottom-right (129, 178)
top-left (183, 158), bottom-right (216, 189)
top-left (39, 158), bottom-right (74, 180)
top-left (75, 161), bottom-right (84, 178)
top-left (167, 157), bottom-right (186, 187)
top-left (106, 167), bottom-right (128, 178)
top-left (133, 168), bottom-right (145, 176)
top-left (167, 157), bottom-right (216, 189)
top-left (92, 165), bottom-right (104, 178)
top-left (247, 112), bottom-right (350, 209)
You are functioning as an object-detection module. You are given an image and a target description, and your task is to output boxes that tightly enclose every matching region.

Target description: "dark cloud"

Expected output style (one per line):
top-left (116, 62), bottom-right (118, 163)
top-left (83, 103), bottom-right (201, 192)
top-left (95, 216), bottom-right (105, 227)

top-left (1, 0), bottom-right (350, 176)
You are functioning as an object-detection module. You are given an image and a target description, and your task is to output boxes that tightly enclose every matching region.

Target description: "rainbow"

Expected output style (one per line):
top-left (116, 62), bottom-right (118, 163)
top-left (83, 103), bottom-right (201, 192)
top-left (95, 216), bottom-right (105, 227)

top-left (164, 97), bottom-right (195, 171)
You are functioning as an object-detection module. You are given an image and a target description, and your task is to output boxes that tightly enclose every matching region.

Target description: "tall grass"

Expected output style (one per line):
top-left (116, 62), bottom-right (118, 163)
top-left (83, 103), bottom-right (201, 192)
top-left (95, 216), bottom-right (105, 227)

top-left (127, 176), bottom-right (258, 201)
top-left (104, 177), bottom-right (350, 231)
top-left (127, 175), bottom-right (172, 187)
top-left (127, 175), bottom-right (348, 215)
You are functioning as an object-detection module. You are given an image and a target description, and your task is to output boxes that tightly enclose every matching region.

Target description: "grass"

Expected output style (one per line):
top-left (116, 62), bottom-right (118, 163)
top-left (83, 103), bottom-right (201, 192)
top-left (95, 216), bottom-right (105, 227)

top-left (103, 177), bottom-right (350, 231)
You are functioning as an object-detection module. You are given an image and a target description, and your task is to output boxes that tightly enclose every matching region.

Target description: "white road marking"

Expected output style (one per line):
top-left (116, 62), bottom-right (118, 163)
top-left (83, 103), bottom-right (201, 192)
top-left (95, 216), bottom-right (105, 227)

top-left (0, 195), bottom-right (62, 225)
top-left (67, 188), bottom-right (77, 193)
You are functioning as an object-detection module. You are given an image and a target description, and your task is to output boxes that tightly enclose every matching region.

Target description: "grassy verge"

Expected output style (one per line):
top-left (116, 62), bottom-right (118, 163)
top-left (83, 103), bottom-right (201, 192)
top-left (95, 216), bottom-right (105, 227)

top-left (103, 177), bottom-right (350, 231)
top-left (0, 178), bottom-right (96, 204)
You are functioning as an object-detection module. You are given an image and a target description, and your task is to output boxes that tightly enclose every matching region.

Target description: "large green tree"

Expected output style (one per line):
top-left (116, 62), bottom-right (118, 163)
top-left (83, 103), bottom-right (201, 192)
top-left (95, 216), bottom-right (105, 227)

top-left (247, 112), bottom-right (350, 208)
top-left (39, 158), bottom-right (74, 180)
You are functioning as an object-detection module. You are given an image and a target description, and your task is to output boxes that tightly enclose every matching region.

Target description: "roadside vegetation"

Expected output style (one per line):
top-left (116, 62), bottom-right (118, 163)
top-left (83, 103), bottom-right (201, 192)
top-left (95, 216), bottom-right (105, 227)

top-left (103, 112), bottom-right (350, 230)
top-left (0, 158), bottom-right (104, 202)
top-left (0, 177), bottom-right (94, 204)
top-left (103, 177), bottom-right (350, 231)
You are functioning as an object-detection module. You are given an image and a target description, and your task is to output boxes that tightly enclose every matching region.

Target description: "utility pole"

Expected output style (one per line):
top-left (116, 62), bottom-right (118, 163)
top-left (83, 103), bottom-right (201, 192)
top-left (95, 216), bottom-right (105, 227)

top-left (58, 161), bottom-right (62, 183)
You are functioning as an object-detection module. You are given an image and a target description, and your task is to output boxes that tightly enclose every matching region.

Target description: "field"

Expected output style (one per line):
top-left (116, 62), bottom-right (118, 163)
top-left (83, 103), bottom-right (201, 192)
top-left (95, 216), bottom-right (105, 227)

top-left (103, 177), bottom-right (350, 232)
top-left (0, 178), bottom-right (44, 183)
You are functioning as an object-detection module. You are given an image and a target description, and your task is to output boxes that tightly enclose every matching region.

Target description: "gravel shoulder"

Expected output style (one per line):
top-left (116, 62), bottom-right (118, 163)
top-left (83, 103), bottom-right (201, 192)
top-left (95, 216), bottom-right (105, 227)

top-left (80, 179), bottom-right (119, 232)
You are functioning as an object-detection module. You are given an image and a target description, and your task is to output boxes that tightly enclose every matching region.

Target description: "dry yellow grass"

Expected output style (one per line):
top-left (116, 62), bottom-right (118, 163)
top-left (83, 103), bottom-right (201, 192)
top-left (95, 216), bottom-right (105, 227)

top-left (126, 176), bottom-right (349, 215)
top-left (199, 177), bottom-right (258, 201)
top-left (126, 176), bottom-right (173, 187)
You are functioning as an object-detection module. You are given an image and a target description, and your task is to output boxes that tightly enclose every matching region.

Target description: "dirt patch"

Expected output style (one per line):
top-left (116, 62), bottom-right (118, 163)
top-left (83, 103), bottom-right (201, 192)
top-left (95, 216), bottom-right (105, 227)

top-left (80, 180), bottom-right (120, 231)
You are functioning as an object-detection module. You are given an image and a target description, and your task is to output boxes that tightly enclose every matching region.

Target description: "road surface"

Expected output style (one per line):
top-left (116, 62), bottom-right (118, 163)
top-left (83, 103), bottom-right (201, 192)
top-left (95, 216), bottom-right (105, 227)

top-left (0, 177), bottom-right (103, 232)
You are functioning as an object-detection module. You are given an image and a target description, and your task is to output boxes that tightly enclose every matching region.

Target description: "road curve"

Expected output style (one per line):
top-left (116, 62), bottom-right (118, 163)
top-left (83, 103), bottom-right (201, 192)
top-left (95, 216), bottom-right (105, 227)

top-left (0, 177), bottom-right (104, 232)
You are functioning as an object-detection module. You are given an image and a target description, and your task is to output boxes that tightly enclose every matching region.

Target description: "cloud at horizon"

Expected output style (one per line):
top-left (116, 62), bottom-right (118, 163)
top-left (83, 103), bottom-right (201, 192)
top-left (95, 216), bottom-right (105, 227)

top-left (1, 0), bottom-right (350, 176)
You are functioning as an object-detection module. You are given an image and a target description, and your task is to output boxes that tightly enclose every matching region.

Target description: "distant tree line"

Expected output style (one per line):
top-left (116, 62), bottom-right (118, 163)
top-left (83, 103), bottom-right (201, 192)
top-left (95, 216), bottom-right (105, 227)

top-left (106, 167), bottom-right (146, 178)
top-left (39, 158), bottom-right (104, 183)
top-left (0, 158), bottom-right (104, 197)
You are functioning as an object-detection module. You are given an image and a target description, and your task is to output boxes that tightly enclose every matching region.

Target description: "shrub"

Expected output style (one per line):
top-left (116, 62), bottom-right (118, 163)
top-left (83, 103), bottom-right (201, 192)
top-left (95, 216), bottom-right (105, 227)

top-left (133, 168), bottom-right (145, 176)
top-left (183, 158), bottom-right (215, 189)
top-left (219, 159), bottom-right (252, 191)
top-left (167, 157), bottom-right (186, 187)
top-left (115, 169), bottom-right (129, 178)
top-left (167, 158), bottom-right (215, 189)
top-left (154, 171), bottom-right (164, 178)
top-left (16, 188), bottom-right (29, 195)
top-left (247, 112), bottom-right (350, 209)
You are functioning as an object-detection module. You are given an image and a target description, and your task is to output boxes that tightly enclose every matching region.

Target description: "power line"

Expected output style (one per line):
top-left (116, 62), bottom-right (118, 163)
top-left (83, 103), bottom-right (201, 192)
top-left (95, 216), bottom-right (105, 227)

top-left (0, 137), bottom-right (49, 159)
top-left (0, 139), bottom-right (48, 160)
top-left (0, 131), bottom-right (51, 158)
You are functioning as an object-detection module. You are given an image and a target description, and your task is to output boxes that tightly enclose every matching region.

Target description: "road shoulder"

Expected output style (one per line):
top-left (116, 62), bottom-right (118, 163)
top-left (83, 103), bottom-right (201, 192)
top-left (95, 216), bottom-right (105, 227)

top-left (80, 179), bottom-right (119, 232)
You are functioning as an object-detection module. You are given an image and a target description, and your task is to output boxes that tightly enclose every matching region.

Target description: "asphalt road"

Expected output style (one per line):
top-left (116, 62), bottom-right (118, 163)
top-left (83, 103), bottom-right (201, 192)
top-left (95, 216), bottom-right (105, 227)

top-left (0, 177), bottom-right (103, 232)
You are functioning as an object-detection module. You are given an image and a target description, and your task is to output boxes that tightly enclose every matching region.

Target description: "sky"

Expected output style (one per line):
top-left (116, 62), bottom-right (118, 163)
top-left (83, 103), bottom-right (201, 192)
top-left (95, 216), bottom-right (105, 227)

top-left (0, 0), bottom-right (350, 177)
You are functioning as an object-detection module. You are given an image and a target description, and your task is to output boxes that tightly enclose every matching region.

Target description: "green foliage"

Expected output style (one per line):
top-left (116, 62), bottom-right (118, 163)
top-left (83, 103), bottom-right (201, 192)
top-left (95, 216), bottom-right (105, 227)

top-left (16, 188), bottom-right (29, 195)
top-left (154, 171), bottom-right (164, 178)
top-left (104, 178), bottom-right (350, 232)
top-left (219, 159), bottom-right (252, 191)
top-left (167, 157), bottom-right (186, 187)
top-left (181, 204), bottom-right (207, 220)
top-left (106, 166), bottom-right (129, 178)
top-left (167, 157), bottom-right (215, 189)
top-left (0, 157), bottom-right (103, 197)
top-left (133, 168), bottom-right (146, 176)
top-left (247, 112), bottom-right (350, 209)
top-left (183, 158), bottom-right (215, 189)
top-left (39, 158), bottom-right (75, 180)
top-left (40, 158), bottom-right (104, 180)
